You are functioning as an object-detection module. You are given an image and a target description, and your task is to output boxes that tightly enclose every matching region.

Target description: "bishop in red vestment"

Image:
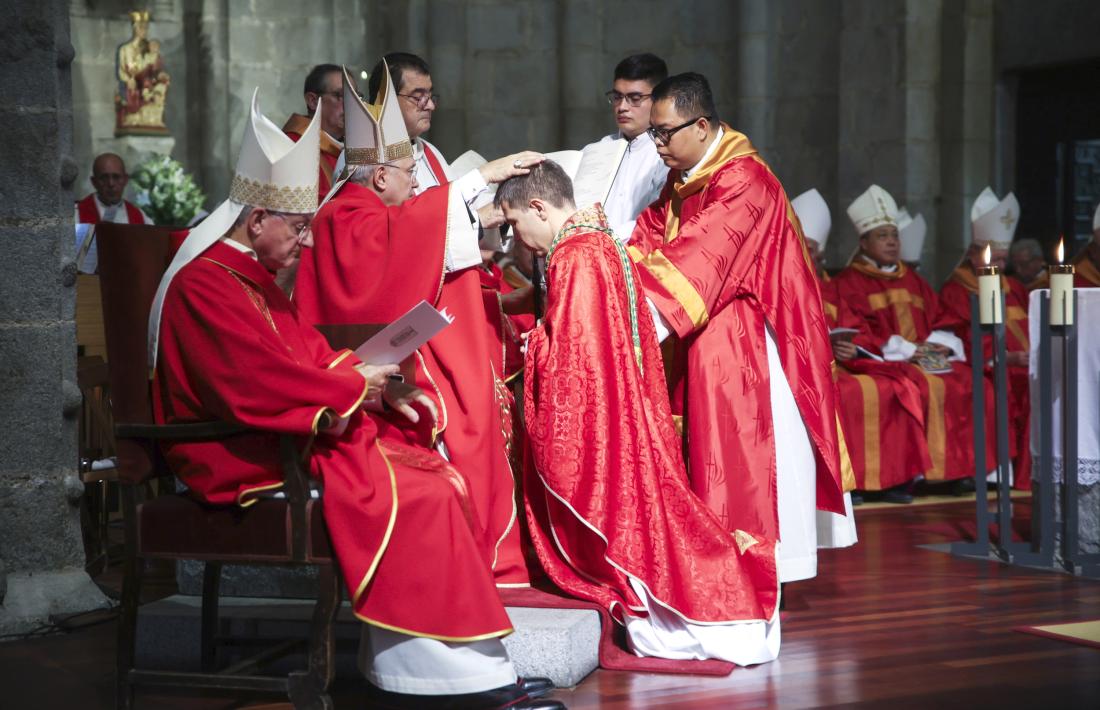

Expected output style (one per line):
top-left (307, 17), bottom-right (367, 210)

top-left (627, 74), bottom-right (844, 584)
top-left (293, 64), bottom-right (546, 586)
top-left (282, 64), bottom-right (347, 199)
top-left (500, 164), bottom-right (780, 665)
top-left (75, 153), bottom-right (153, 225)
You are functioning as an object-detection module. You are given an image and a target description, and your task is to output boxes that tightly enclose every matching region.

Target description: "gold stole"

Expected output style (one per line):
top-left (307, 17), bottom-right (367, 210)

top-left (848, 260), bottom-right (923, 341)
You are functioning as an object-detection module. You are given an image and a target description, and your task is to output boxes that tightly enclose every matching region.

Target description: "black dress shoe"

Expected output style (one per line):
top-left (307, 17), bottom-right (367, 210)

top-left (515, 701), bottom-right (566, 710)
top-left (851, 492), bottom-right (865, 506)
top-left (881, 486), bottom-right (914, 504)
top-left (367, 679), bottom-right (565, 710)
top-left (951, 477), bottom-right (976, 496)
top-left (519, 676), bottom-right (555, 699)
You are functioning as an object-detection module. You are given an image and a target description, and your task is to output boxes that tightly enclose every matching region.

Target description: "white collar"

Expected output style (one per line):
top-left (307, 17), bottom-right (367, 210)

top-left (622, 131), bottom-right (654, 152)
top-left (220, 236), bottom-right (258, 261)
top-left (94, 193), bottom-right (124, 211)
top-left (683, 127), bottom-right (724, 179)
top-left (859, 254), bottom-right (898, 273)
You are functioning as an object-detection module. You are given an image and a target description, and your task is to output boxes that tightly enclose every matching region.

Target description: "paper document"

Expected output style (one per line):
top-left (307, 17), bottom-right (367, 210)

top-left (573, 138), bottom-right (628, 209)
top-left (75, 224), bottom-right (97, 274)
top-left (353, 300), bottom-right (453, 365)
top-left (446, 150), bottom-right (487, 181)
top-left (545, 150), bottom-right (583, 180)
top-left (855, 346), bottom-right (884, 362)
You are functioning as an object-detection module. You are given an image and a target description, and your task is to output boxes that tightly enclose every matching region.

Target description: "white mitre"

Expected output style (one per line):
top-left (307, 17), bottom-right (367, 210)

top-left (791, 188), bottom-right (831, 249)
top-left (847, 184), bottom-right (898, 235)
top-left (147, 89), bottom-right (322, 367)
top-left (896, 207), bottom-right (927, 263)
top-left (970, 186), bottom-right (1019, 248)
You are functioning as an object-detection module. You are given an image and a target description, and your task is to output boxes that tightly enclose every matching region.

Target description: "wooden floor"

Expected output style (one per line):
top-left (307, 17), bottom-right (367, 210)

top-left (2, 500), bottom-right (1099, 709)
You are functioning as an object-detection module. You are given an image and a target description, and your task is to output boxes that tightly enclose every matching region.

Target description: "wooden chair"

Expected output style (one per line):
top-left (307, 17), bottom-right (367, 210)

top-left (96, 223), bottom-right (341, 710)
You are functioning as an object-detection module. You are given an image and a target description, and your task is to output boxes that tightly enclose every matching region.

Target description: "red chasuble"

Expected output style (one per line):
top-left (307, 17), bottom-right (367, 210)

top-left (821, 278), bottom-right (932, 490)
top-left (830, 261), bottom-right (994, 481)
top-left (283, 114), bottom-right (341, 200)
top-left (152, 240), bottom-right (512, 640)
top-left (76, 194), bottom-right (145, 224)
top-left (627, 127), bottom-right (844, 547)
top-left (525, 206), bottom-right (778, 624)
top-left (293, 182), bottom-right (527, 585)
top-left (939, 268), bottom-right (1031, 489)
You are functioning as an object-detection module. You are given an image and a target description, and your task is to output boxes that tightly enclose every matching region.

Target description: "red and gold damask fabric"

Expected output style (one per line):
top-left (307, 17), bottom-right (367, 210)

top-left (830, 261), bottom-right (992, 481)
top-left (938, 268), bottom-right (1031, 488)
top-left (627, 127), bottom-right (844, 546)
top-left (821, 279), bottom-right (931, 490)
top-left (152, 239), bottom-right (512, 641)
top-left (293, 182), bottom-right (528, 585)
top-left (525, 208), bottom-right (778, 625)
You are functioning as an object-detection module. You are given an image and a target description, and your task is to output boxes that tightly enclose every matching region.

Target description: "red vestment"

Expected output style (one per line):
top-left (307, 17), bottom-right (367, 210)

top-left (830, 261), bottom-right (993, 481)
top-left (76, 194), bottom-right (145, 224)
top-left (525, 206), bottom-right (778, 624)
top-left (293, 182), bottom-right (528, 585)
top-left (627, 127), bottom-right (844, 547)
top-left (821, 278), bottom-right (932, 490)
top-left (283, 113), bottom-right (341, 200)
top-left (938, 268), bottom-right (1031, 489)
top-left (152, 239), bottom-right (512, 640)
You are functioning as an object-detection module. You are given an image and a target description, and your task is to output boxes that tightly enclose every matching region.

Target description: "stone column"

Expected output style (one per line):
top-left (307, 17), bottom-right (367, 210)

top-left (0, 0), bottom-right (110, 636)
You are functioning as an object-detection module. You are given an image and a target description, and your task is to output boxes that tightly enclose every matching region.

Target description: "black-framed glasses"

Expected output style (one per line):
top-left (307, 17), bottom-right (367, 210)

top-left (605, 90), bottom-right (651, 107)
top-left (397, 91), bottom-right (440, 109)
top-left (647, 116), bottom-right (709, 146)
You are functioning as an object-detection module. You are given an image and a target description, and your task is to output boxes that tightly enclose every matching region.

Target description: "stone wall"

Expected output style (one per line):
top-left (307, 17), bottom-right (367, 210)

top-left (0, 0), bottom-right (109, 635)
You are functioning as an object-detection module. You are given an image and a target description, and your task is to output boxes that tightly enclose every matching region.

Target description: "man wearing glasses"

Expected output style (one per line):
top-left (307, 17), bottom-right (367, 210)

top-left (627, 73), bottom-right (846, 587)
top-left (282, 63), bottom-right (345, 198)
top-left (367, 53), bottom-right (449, 192)
top-left (583, 53), bottom-right (670, 241)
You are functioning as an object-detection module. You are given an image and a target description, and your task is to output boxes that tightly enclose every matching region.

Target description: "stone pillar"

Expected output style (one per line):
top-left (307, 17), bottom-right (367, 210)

top-left (0, 0), bottom-right (110, 636)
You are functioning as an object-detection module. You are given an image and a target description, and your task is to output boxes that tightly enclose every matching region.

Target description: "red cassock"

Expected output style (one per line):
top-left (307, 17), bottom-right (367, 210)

top-left (525, 206), bottom-right (779, 624)
top-left (152, 239), bottom-right (512, 640)
top-left (282, 114), bottom-right (341, 200)
top-left (821, 278), bottom-right (932, 490)
top-left (830, 261), bottom-right (995, 481)
top-left (293, 181), bottom-right (528, 585)
top-left (939, 268), bottom-right (1031, 489)
top-left (76, 194), bottom-right (146, 224)
top-left (627, 127), bottom-right (845, 547)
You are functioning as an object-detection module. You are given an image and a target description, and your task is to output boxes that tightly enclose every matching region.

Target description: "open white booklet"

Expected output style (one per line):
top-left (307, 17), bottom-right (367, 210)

top-left (353, 300), bottom-right (454, 365)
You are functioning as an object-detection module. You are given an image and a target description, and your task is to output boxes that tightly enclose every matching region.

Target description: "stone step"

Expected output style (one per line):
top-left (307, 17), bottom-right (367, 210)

top-left (135, 594), bottom-right (600, 689)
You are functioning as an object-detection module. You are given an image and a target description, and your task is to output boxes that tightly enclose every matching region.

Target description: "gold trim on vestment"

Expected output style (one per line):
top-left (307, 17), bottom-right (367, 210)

top-left (326, 350), bottom-right (354, 369)
top-left (228, 173), bottom-right (318, 213)
top-left (356, 615), bottom-right (514, 643)
top-left (835, 412), bottom-right (857, 493)
top-left (351, 439), bottom-right (400, 608)
top-left (638, 250), bottom-right (709, 330)
top-left (236, 481), bottom-right (285, 508)
top-left (344, 140), bottom-right (413, 166)
top-left (919, 371), bottom-right (947, 480)
top-left (853, 375), bottom-right (881, 490)
top-left (867, 289), bottom-right (922, 342)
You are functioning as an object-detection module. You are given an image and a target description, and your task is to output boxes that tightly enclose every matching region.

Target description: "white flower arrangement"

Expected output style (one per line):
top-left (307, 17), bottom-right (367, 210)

top-left (132, 155), bottom-right (206, 226)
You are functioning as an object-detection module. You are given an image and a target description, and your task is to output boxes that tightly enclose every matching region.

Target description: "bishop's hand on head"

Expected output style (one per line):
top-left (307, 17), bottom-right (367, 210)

top-left (478, 151), bottom-right (547, 184)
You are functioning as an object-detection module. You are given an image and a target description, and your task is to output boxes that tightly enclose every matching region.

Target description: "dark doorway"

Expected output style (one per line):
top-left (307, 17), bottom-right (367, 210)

top-left (1012, 58), bottom-right (1100, 259)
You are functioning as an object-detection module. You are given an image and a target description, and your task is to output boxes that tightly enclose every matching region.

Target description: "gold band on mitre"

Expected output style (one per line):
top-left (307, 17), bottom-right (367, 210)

top-left (229, 173), bottom-right (318, 213)
top-left (345, 140), bottom-right (414, 166)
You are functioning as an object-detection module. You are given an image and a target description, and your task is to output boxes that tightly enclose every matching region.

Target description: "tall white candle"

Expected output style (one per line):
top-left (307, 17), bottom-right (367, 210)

top-left (1050, 237), bottom-right (1075, 326)
top-left (977, 244), bottom-right (1002, 324)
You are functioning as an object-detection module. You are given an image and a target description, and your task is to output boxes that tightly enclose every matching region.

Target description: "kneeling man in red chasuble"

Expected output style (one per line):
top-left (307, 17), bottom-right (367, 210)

top-left (147, 94), bottom-right (560, 709)
top-left (498, 161), bottom-right (781, 666)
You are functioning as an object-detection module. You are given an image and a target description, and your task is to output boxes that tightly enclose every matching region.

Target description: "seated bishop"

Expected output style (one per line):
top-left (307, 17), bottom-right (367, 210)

top-left (146, 92), bottom-right (560, 709)
top-left (792, 188), bottom-right (930, 508)
top-left (937, 187), bottom-right (1030, 488)
top-left (293, 61), bottom-right (545, 587)
top-left (831, 185), bottom-right (994, 485)
top-left (499, 161), bottom-right (781, 666)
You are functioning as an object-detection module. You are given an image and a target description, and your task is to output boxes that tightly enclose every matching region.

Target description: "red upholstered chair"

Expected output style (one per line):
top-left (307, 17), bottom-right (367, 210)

top-left (96, 223), bottom-right (341, 710)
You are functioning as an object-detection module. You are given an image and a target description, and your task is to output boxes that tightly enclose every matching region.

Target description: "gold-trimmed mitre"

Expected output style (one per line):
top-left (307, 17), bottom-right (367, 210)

top-left (970, 186), bottom-right (1018, 249)
top-left (342, 61), bottom-right (413, 166)
top-left (227, 89), bottom-right (321, 213)
top-left (847, 184), bottom-right (899, 236)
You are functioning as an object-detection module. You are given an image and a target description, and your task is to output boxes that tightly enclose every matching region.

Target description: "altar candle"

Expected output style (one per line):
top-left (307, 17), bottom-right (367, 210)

top-left (977, 244), bottom-right (1002, 324)
top-left (1049, 236), bottom-right (1075, 326)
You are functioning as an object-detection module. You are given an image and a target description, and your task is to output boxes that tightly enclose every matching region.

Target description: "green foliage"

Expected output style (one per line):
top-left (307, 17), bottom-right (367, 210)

top-left (131, 155), bottom-right (205, 226)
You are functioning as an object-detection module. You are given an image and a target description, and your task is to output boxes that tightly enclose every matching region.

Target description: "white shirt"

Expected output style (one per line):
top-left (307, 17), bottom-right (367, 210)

top-left (75, 193), bottom-right (154, 225)
top-left (593, 131), bottom-right (668, 243)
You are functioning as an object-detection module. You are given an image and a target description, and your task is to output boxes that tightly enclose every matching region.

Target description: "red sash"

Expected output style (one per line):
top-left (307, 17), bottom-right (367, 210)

top-left (421, 142), bottom-right (449, 185)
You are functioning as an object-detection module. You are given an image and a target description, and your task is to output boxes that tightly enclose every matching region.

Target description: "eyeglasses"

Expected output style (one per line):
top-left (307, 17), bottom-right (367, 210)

top-left (647, 116), bottom-right (709, 146)
top-left (605, 91), bottom-right (652, 107)
top-left (397, 91), bottom-right (440, 109)
top-left (269, 213), bottom-right (311, 243)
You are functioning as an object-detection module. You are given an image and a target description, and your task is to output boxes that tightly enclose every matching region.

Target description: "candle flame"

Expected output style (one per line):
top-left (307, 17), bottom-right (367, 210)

top-left (983, 243), bottom-right (991, 265)
top-left (1056, 235), bottom-right (1064, 264)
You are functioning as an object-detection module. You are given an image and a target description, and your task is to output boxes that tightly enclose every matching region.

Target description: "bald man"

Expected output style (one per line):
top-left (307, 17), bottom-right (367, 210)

top-left (74, 153), bottom-right (153, 225)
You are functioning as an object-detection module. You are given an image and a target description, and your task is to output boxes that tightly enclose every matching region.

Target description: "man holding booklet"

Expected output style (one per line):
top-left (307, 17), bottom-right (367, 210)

top-left (148, 93), bottom-right (561, 709)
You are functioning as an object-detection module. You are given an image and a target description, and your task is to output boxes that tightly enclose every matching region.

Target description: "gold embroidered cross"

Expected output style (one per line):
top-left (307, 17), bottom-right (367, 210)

top-left (999, 210), bottom-right (1016, 229)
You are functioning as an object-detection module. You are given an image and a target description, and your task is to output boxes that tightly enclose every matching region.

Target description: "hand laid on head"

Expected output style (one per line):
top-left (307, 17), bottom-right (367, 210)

top-left (479, 151), bottom-right (546, 184)
top-left (383, 380), bottom-right (439, 425)
top-left (833, 341), bottom-right (857, 362)
top-left (355, 363), bottom-right (400, 399)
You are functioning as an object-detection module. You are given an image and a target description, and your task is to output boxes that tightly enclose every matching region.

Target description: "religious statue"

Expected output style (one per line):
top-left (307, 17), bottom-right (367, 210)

top-left (114, 10), bottom-right (170, 136)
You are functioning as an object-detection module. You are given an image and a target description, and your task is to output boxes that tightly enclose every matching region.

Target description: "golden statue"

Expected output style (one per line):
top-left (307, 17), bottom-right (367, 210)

top-left (114, 10), bottom-right (171, 136)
